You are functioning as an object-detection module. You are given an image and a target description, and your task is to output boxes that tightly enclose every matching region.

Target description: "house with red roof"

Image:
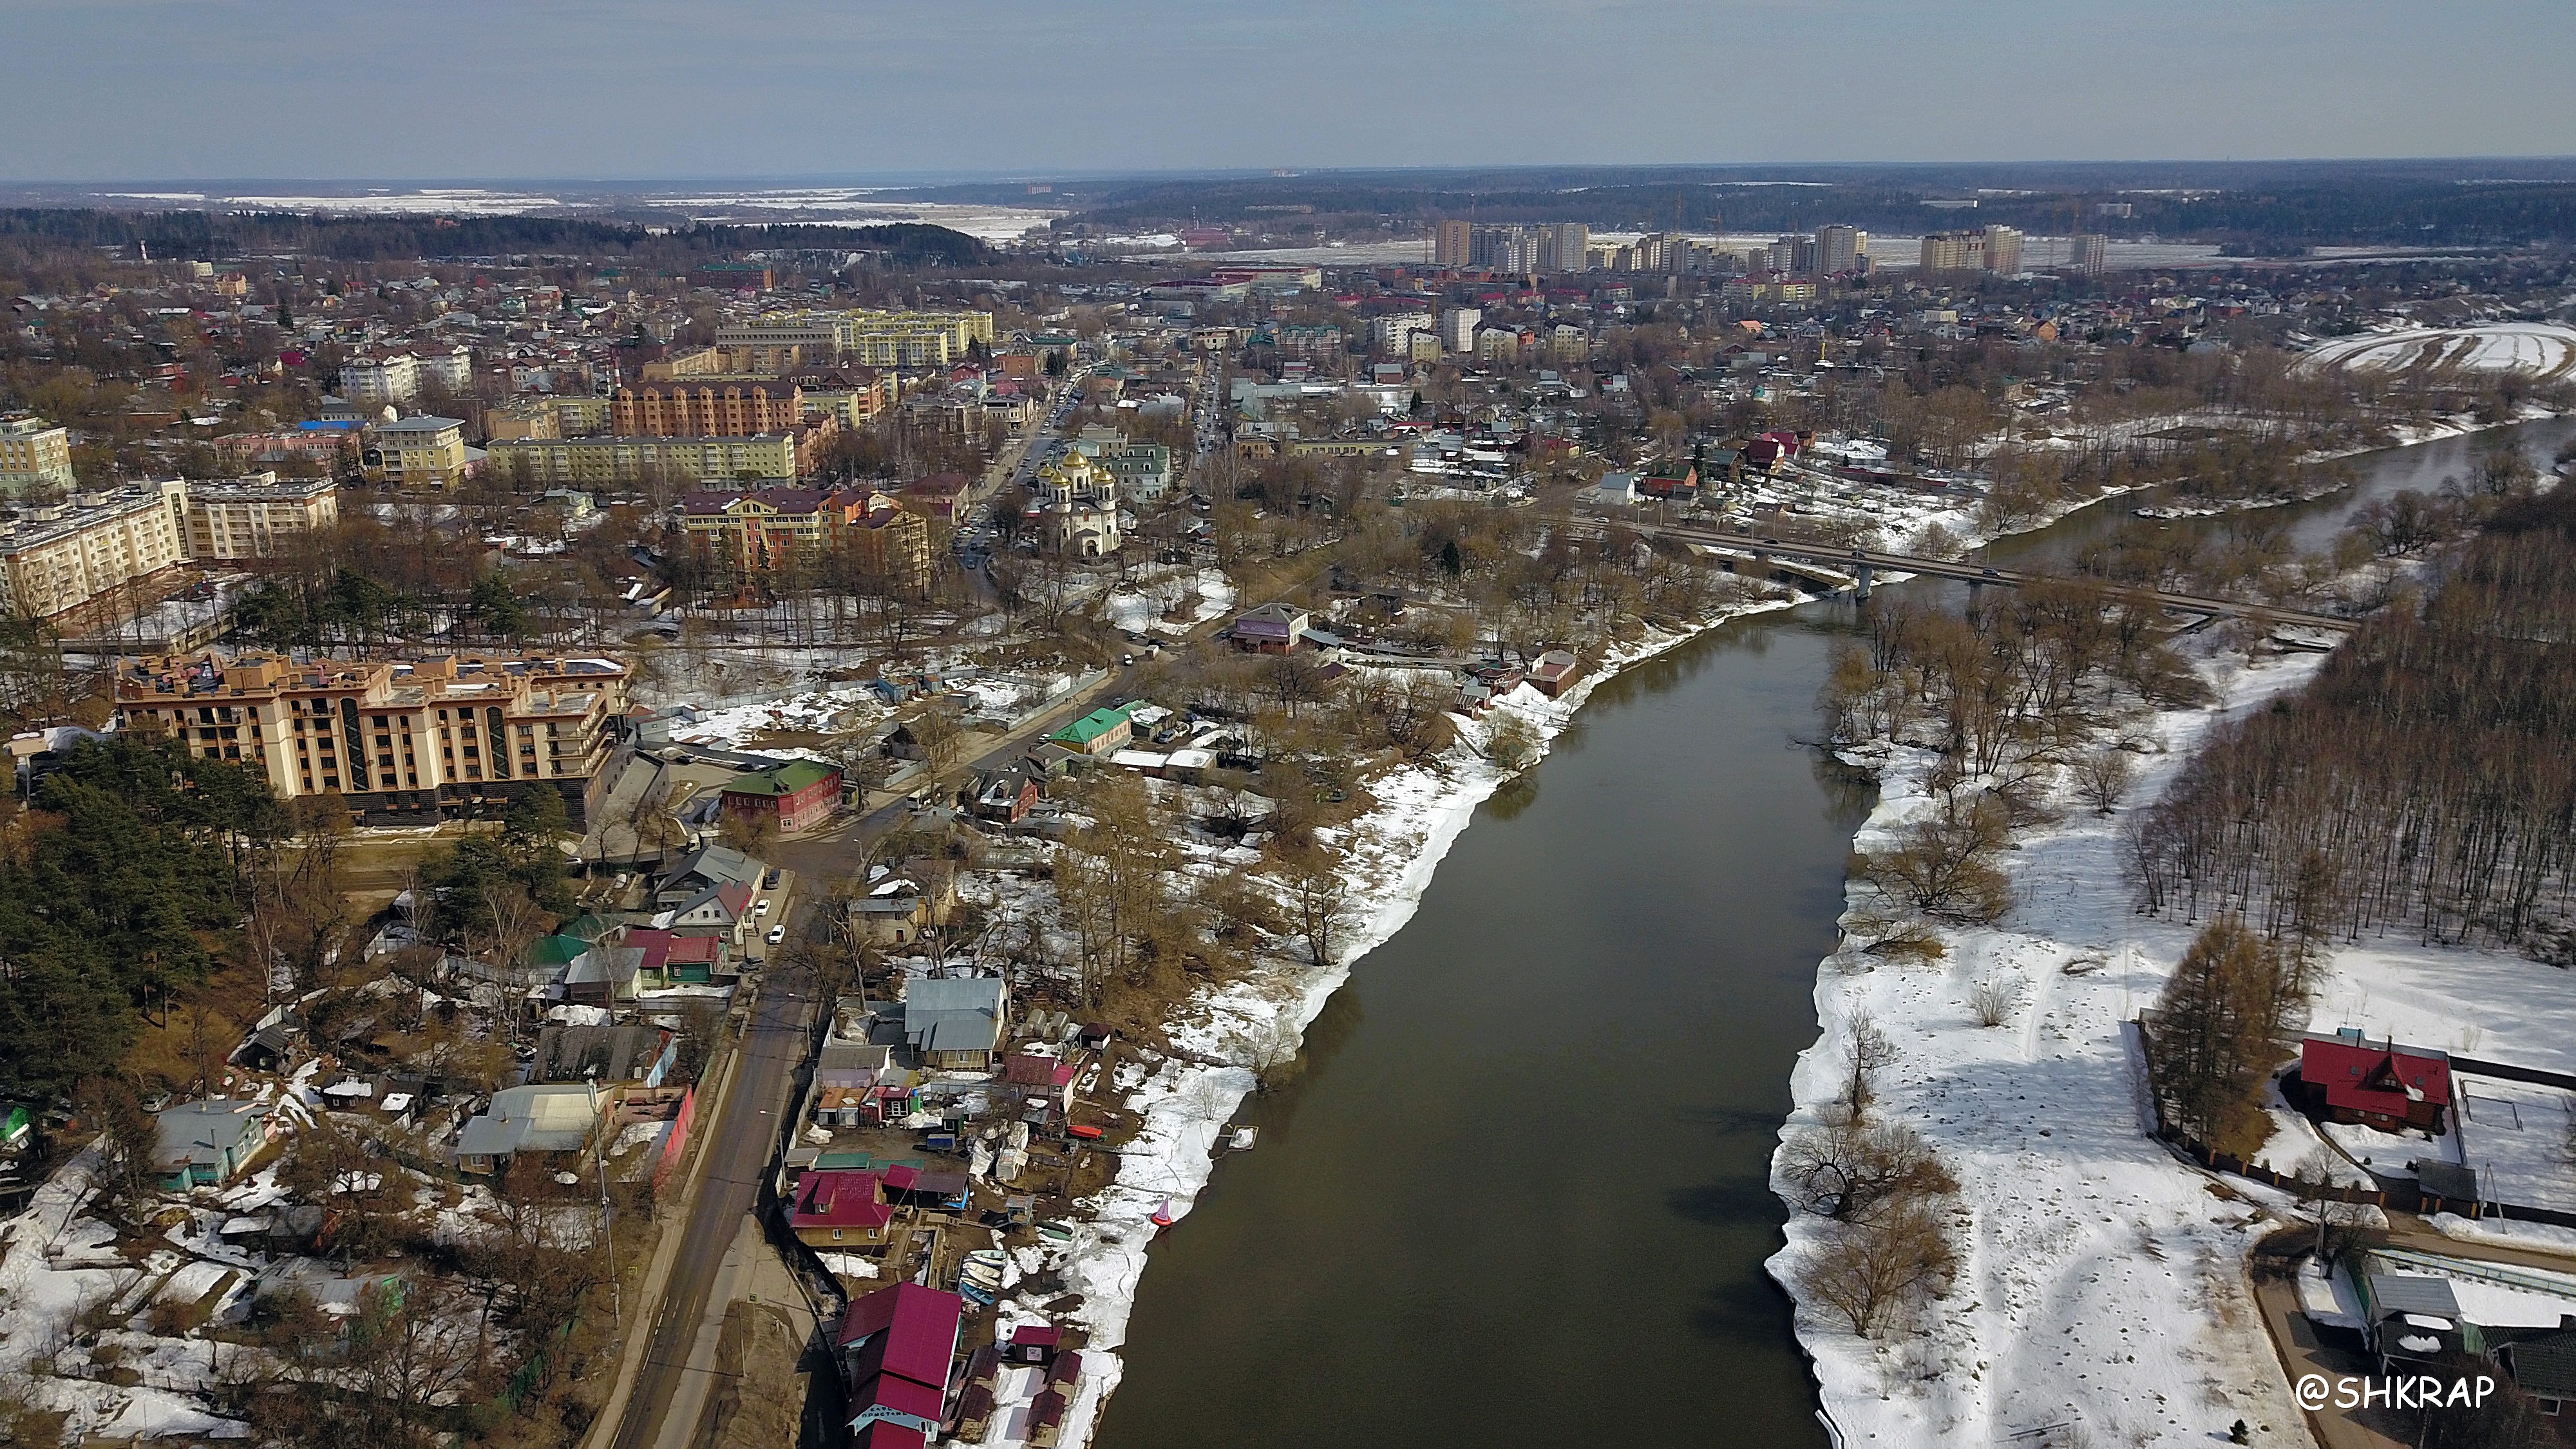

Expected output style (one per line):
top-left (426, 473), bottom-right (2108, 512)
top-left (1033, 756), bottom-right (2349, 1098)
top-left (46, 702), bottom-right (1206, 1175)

top-left (837, 1282), bottom-right (963, 1446)
top-left (2296, 1030), bottom-right (2454, 1133)
top-left (790, 1168), bottom-right (893, 1249)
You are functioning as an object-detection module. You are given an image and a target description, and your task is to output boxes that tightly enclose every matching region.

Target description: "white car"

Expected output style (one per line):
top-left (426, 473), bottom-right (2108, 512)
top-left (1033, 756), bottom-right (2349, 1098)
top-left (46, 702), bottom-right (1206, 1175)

top-left (766, 924), bottom-right (787, 945)
top-left (755, 898), bottom-right (772, 917)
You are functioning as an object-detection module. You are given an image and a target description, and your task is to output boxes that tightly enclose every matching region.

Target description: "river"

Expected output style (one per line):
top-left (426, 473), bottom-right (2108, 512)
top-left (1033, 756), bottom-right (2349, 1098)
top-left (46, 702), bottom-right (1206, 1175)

top-left (1088, 415), bottom-right (2575, 1448)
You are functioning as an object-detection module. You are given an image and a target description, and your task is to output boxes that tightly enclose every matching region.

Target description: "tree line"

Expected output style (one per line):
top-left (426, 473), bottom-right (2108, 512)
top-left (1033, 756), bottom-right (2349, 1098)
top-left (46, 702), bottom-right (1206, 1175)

top-left (2130, 484), bottom-right (2576, 957)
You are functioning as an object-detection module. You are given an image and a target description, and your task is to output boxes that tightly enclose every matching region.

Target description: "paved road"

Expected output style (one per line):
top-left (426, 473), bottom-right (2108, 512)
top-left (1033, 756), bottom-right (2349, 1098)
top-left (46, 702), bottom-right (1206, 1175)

top-left (609, 955), bottom-right (813, 1449)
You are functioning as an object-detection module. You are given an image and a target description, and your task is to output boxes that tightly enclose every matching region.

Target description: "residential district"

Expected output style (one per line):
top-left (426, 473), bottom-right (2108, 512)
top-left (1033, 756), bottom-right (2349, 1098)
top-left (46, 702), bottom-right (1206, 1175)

top-left (0, 197), bottom-right (2573, 1449)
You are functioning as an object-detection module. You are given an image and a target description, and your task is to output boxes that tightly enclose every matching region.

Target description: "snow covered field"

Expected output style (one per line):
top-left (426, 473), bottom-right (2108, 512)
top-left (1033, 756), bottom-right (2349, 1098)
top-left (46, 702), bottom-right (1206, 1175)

top-left (2298, 323), bottom-right (2576, 383)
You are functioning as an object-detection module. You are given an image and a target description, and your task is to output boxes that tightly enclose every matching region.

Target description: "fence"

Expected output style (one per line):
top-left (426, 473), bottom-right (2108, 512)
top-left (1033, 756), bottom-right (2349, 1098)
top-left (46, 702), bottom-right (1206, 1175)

top-left (2135, 1018), bottom-right (2576, 1231)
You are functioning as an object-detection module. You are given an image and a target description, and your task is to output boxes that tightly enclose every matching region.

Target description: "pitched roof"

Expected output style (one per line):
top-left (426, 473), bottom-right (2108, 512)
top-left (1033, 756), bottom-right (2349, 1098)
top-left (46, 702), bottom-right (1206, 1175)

top-left (722, 759), bottom-right (841, 797)
top-left (792, 1169), bottom-right (893, 1233)
top-left (835, 1282), bottom-right (963, 1394)
top-left (1048, 705), bottom-right (1132, 747)
top-left (2302, 1035), bottom-right (2453, 1113)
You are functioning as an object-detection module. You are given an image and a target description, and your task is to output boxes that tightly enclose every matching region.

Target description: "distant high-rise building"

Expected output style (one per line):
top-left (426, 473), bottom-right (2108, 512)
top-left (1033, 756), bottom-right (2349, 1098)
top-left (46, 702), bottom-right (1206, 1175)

top-left (2067, 232), bottom-right (2108, 278)
top-left (2094, 201), bottom-right (2134, 220)
top-left (1982, 225), bottom-right (2024, 276)
top-left (1439, 307), bottom-right (1481, 353)
top-left (1544, 222), bottom-right (1591, 274)
top-left (1919, 231), bottom-right (1973, 272)
top-left (1815, 224), bottom-right (1866, 274)
top-left (1434, 219), bottom-right (1472, 269)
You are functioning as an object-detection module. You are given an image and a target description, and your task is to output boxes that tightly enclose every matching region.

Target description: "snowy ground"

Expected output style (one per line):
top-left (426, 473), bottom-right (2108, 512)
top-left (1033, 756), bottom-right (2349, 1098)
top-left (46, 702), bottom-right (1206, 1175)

top-left (2298, 323), bottom-right (2576, 383)
top-left (1770, 631), bottom-right (2576, 1446)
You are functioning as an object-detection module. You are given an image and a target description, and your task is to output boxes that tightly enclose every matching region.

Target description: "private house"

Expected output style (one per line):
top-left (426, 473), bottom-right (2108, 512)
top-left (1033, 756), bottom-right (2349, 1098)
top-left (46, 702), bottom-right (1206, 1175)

top-left (1230, 603), bottom-right (1311, 654)
top-left (453, 1084), bottom-right (600, 1176)
top-left (654, 843), bottom-right (768, 905)
top-left (153, 1100), bottom-right (273, 1189)
top-left (627, 928), bottom-right (734, 987)
top-left (2297, 1030), bottom-right (2454, 1134)
top-left (719, 759), bottom-right (842, 834)
top-left (838, 1283), bottom-right (963, 1447)
top-left (1638, 466), bottom-right (1698, 500)
top-left (791, 1168), bottom-right (895, 1250)
top-left (1527, 649), bottom-right (1584, 699)
top-left (665, 883), bottom-right (755, 950)
top-left (1005, 1047), bottom-right (1083, 1121)
top-left (532, 1024), bottom-right (675, 1086)
top-left (900, 977), bottom-right (1007, 1070)
top-left (1048, 705), bottom-right (1133, 757)
top-left (563, 942), bottom-right (646, 1008)
top-left (848, 883), bottom-right (931, 947)
top-left (970, 768), bottom-right (1041, 824)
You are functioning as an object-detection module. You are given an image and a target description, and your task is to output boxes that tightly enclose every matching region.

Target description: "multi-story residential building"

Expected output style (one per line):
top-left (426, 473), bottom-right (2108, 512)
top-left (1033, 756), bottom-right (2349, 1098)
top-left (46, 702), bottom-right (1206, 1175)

top-left (1434, 220), bottom-right (1472, 269)
top-left (788, 368), bottom-right (897, 428)
top-left (641, 345), bottom-right (770, 382)
top-left (1273, 327), bottom-right (1346, 363)
top-left (113, 650), bottom-right (631, 824)
top-left (0, 416), bottom-right (77, 494)
top-left (2068, 232), bottom-right (2109, 278)
top-left (361, 416), bottom-right (471, 490)
top-left (1544, 222), bottom-right (1591, 274)
top-left (1983, 225), bottom-right (2025, 276)
top-left (677, 486), bottom-right (931, 593)
top-left (486, 433), bottom-right (796, 488)
top-left (178, 473), bottom-right (340, 562)
top-left (1815, 224), bottom-right (1867, 275)
top-left (340, 354), bottom-right (421, 403)
top-left (1370, 312), bottom-right (1435, 356)
top-left (0, 482), bottom-right (188, 619)
top-left (1439, 307), bottom-right (1482, 354)
top-left (416, 346), bottom-right (475, 392)
top-left (716, 309), bottom-right (996, 372)
top-left (609, 381), bottom-right (806, 437)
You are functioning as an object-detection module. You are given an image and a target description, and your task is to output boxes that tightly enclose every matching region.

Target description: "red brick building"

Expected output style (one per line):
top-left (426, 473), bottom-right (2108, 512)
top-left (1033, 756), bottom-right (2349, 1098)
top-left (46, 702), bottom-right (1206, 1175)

top-left (719, 759), bottom-right (842, 834)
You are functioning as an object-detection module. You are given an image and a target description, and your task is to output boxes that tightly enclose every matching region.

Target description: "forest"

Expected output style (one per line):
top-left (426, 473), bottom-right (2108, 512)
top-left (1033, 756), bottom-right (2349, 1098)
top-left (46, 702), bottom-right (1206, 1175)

top-left (0, 209), bottom-right (989, 267)
top-left (2130, 484), bottom-right (2576, 958)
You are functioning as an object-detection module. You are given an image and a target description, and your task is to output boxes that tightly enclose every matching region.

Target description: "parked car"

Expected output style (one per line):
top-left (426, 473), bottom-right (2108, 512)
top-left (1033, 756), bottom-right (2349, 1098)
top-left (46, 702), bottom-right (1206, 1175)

top-left (763, 867), bottom-right (781, 889)
top-left (766, 924), bottom-right (787, 945)
top-left (755, 898), bottom-right (772, 917)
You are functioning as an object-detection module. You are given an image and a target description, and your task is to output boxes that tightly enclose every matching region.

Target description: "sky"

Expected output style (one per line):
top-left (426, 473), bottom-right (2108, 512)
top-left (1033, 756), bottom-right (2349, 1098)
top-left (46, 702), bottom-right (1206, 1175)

top-left (4, 0), bottom-right (2573, 180)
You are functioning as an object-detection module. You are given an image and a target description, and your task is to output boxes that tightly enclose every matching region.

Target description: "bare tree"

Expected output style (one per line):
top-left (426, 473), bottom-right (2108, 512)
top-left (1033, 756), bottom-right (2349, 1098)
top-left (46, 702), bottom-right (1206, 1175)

top-left (1790, 1200), bottom-right (1956, 1340)
top-left (2072, 746), bottom-right (2136, 815)
top-left (1843, 1012), bottom-right (1896, 1119)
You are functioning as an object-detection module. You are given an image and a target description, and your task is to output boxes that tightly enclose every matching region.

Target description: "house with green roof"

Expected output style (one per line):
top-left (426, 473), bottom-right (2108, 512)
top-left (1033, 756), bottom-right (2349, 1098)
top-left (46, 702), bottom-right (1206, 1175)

top-left (1048, 705), bottom-right (1133, 757)
top-left (719, 758), bottom-right (844, 833)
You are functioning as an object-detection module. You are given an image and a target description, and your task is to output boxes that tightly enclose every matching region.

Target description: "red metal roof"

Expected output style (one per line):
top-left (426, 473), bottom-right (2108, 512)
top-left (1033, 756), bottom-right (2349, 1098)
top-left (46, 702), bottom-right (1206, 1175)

top-left (793, 1170), bottom-right (891, 1233)
top-left (835, 1282), bottom-right (963, 1394)
top-left (2302, 1036), bottom-right (2452, 1116)
top-left (1009, 1325), bottom-right (1061, 1348)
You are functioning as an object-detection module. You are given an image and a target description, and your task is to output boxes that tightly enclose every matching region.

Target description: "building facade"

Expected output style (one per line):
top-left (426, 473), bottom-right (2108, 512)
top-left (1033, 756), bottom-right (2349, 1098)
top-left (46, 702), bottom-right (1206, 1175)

top-left (0, 416), bottom-right (77, 494)
top-left (114, 650), bottom-right (631, 824)
top-left (0, 482), bottom-right (188, 620)
top-left (488, 433), bottom-right (796, 488)
top-left (677, 486), bottom-right (931, 592)
top-left (361, 416), bottom-right (471, 489)
top-left (609, 382), bottom-right (807, 437)
top-left (180, 473), bottom-right (341, 562)
top-left (1028, 451), bottom-right (1121, 558)
top-left (1434, 219), bottom-right (1472, 269)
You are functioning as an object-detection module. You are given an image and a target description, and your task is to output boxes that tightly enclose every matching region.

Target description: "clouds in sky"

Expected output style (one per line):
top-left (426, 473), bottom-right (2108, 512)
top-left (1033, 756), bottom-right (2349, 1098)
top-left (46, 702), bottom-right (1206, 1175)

top-left (5, 0), bottom-right (2571, 179)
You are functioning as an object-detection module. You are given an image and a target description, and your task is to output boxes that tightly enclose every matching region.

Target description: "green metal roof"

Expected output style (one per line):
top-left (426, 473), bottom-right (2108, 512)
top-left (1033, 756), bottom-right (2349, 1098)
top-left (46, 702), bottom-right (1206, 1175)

top-left (527, 934), bottom-right (590, 967)
top-left (720, 759), bottom-right (840, 797)
top-left (1049, 705), bottom-right (1132, 747)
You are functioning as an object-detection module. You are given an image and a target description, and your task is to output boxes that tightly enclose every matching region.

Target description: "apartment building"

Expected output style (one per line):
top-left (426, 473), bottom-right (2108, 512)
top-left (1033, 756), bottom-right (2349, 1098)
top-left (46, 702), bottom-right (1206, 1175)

top-left (1272, 327), bottom-right (1347, 363)
top-left (677, 486), bottom-right (930, 593)
top-left (1439, 307), bottom-right (1481, 353)
top-left (180, 473), bottom-right (341, 562)
top-left (1370, 312), bottom-right (1435, 356)
top-left (717, 309), bottom-right (996, 372)
top-left (113, 650), bottom-right (631, 824)
top-left (1920, 227), bottom-right (2022, 275)
top-left (2068, 232), bottom-right (2109, 278)
top-left (0, 482), bottom-right (188, 619)
top-left (609, 381), bottom-right (806, 436)
top-left (340, 354), bottom-right (419, 403)
top-left (1815, 224), bottom-right (1868, 275)
top-left (486, 433), bottom-right (796, 488)
top-left (361, 416), bottom-right (471, 489)
top-left (1434, 219), bottom-right (1472, 269)
top-left (0, 416), bottom-right (77, 494)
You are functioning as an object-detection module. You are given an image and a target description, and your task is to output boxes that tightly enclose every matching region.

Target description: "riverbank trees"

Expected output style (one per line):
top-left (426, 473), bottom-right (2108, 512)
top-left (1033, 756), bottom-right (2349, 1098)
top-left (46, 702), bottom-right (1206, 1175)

top-left (2129, 486), bottom-right (2576, 955)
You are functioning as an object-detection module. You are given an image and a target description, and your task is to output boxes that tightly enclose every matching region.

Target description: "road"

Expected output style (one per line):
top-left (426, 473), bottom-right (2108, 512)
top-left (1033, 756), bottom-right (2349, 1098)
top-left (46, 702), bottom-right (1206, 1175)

top-left (607, 953), bottom-right (813, 1449)
top-left (1579, 518), bottom-right (2361, 632)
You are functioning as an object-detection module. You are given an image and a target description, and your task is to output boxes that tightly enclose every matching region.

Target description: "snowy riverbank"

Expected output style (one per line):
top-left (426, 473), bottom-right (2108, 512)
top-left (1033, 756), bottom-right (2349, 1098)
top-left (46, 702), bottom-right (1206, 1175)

top-left (1766, 629), bottom-right (2576, 1442)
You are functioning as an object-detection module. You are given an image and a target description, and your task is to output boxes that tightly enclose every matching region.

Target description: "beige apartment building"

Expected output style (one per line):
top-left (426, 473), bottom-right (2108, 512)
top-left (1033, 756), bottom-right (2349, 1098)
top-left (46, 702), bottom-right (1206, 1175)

top-left (717, 308), bottom-right (994, 371)
top-left (0, 483), bottom-right (188, 620)
top-left (180, 473), bottom-right (341, 562)
top-left (361, 416), bottom-right (471, 489)
top-left (609, 381), bottom-right (806, 436)
top-left (485, 433), bottom-right (796, 488)
top-left (115, 650), bottom-right (630, 823)
top-left (0, 416), bottom-right (77, 494)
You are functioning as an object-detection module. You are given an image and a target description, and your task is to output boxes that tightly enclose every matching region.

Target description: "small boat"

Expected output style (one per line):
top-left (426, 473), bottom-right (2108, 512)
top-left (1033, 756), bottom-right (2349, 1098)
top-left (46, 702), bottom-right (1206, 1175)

top-left (1036, 1222), bottom-right (1075, 1244)
top-left (1226, 1126), bottom-right (1258, 1152)
top-left (959, 1280), bottom-right (996, 1307)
